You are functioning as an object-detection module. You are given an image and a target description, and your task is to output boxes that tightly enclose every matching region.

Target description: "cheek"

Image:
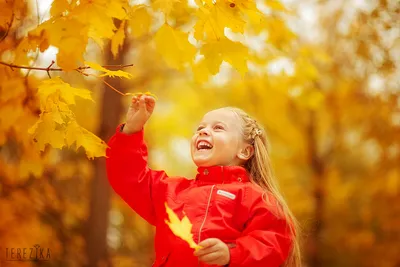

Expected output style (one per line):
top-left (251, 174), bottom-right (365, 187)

top-left (214, 134), bottom-right (238, 150)
top-left (190, 135), bottom-right (196, 151)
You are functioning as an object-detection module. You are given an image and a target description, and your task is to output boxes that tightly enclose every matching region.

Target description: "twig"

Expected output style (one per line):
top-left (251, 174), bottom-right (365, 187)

top-left (46, 60), bottom-right (55, 78)
top-left (0, 61), bottom-right (134, 72)
top-left (76, 69), bottom-right (125, 96)
top-left (100, 79), bottom-right (125, 96)
top-left (0, 12), bottom-right (14, 42)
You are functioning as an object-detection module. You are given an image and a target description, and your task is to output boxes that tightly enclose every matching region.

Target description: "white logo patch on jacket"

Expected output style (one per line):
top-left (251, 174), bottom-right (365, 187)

top-left (216, 190), bottom-right (236, 200)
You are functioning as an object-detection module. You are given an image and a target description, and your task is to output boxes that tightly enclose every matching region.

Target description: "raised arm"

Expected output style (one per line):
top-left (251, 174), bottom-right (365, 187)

top-left (106, 126), bottom-right (167, 225)
top-left (106, 94), bottom-right (164, 225)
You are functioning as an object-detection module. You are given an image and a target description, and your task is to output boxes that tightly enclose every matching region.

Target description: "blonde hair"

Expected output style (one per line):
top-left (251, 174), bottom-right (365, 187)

top-left (226, 107), bottom-right (302, 267)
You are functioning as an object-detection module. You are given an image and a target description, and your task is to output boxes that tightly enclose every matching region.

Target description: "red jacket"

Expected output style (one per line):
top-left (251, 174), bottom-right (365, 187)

top-left (106, 126), bottom-right (293, 267)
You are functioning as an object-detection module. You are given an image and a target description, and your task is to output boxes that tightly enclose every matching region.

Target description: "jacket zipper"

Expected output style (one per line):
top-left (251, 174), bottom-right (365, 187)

top-left (197, 184), bottom-right (215, 266)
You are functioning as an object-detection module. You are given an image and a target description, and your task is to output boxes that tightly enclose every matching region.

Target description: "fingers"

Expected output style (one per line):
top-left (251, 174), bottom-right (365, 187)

top-left (194, 243), bottom-right (218, 257)
top-left (198, 238), bottom-right (219, 249)
top-left (131, 95), bottom-right (156, 111)
top-left (194, 238), bottom-right (220, 257)
top-left (138, 95), bottom-right (146, 112)
top-left (194, 238), bottom-right (230, 266)
top-left (198, 251), bottom-right (224, 264)
top-left (144, 95), bottom-right (156, 112)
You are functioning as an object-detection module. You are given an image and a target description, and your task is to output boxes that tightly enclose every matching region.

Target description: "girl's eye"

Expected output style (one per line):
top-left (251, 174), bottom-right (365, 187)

top-left (197, 126), bottom-right (204, 131)
top-left (214, 125), bottom-right (224, 130)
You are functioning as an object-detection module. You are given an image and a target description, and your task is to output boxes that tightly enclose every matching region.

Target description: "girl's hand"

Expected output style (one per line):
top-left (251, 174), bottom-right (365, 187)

top-left (194, 238), bottom-right (230, 266)
top-left (123, 95), bottom-right (156, 134)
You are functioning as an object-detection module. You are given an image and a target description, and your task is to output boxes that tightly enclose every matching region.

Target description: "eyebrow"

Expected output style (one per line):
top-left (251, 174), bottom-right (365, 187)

top-left (198, 121), bottom-right (228, 128)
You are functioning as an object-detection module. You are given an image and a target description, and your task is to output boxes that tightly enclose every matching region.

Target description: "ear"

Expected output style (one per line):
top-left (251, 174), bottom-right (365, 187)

top-left (237, 144), bottom-right (254, 161)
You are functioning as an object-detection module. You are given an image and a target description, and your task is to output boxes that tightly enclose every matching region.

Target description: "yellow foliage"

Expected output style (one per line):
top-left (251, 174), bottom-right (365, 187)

top-left (65, 121), bottom-right (108, 159)
top-left (28, 113), bottom-right (66, 151)
top-left (154, 24), bottom-right (196, 70)
top-left (85, 61), bottom-right (133, 79)
top-left (153, 0), bottom-right (182, 17)
top-left (194, 2), bottom-right (244, 41)
top-left (201, 38), bottom-right (249, 75)
top-left (164, 203), bottom-right (201, 250)
top-left (27, 77), bottom-right (107, 158)
top-left (37, 77), bottom-right (93, 107)
top-left (50, 0), bottom-right (70, 16)
top-left (128, 5), bottom-right (152, 38)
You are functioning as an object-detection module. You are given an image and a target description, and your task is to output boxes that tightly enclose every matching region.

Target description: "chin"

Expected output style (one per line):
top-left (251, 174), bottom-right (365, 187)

top-left (193, 159), bottom-right (213, 167)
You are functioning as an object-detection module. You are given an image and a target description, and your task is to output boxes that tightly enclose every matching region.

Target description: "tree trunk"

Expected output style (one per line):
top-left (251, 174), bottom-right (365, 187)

top-left (307, 110), bottom-right (325, 267)
top-left (85, 22), bottom-right (129, 267)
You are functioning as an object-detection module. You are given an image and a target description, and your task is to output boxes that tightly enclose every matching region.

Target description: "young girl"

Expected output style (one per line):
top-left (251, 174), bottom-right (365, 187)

top-left (106, 95), bottom-right (301, 267)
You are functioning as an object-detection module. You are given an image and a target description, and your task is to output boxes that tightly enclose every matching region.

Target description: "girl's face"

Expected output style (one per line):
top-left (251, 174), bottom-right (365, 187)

top-left (191, 108), bottom-right (251, 167)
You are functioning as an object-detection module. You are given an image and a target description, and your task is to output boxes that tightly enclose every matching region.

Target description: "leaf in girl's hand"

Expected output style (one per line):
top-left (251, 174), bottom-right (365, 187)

top-left (164, 203), bottom-right (202, 250)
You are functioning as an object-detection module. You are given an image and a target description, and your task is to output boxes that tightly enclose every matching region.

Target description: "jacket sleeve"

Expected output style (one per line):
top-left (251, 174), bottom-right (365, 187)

top-left (106, 125), bottom-right (168, 226)
top-left (228, 189), bottom-right (293, 267)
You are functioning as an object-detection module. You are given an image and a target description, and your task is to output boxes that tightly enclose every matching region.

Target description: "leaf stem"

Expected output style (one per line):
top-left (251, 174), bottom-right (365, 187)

top-left (76, 69), bottom-right (126, 96)
top-left (0, 61), bottom-right (134, 72)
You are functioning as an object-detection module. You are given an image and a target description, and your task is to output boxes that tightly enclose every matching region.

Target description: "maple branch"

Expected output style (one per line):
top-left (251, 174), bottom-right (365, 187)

top-left (0, 61), bottom-right (134, 72)
top-left (100, 79), bottom-right (126, 96)
top-left (76, 69), bottom-right (126, 96)
top-left (0, 12), bottom-right (14, 42)
top-left (47, 60), bottom-right (55, 78)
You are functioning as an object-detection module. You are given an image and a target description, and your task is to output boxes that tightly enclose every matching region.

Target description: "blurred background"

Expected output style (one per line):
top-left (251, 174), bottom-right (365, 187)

top-left (0, 0), bottom-right (399, 266)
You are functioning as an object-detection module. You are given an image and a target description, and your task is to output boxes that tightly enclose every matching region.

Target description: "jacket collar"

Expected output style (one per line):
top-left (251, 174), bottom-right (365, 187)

top-left (195, 165), bottom-right (250, 183)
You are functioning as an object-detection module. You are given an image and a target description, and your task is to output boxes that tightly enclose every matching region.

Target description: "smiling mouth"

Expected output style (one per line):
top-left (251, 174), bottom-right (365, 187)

top-left (196, 140), bottom-right (213, 151)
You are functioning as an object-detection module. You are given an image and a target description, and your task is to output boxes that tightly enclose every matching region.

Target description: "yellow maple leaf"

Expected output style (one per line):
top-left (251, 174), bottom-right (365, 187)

top-left (50, 0), bottom-right (70, 16)
top-left (111, 20), bottom-right (126, 59)
top-left (28, 113), bottom-right (66, 151)
top-left (72, 0), bottom-right (127, 47)
top-left (38, 77), bottom-right (93, 107)
top-left (128, 5), bottom-right (152, 38)
top-left (65, 121), bottom-right (108, 159)
top-left (154, 24), bottom-right (196, 70)
top-left (85, 61), bottom-right (133, 79)
top-left (264, 0), bottom-right (288, 12)
top-left (153, 0), bottom-right (181, 16)
top-left (201, 38), bottom-right (249, 75)
top-left (194, 1), bottom-right (246, 41)
top-left (29, 17), bottom-right (88, 70)
top-left (191, 58), bottom-right (212, 83)
top-left (164, 203), bottom-right (202, 250)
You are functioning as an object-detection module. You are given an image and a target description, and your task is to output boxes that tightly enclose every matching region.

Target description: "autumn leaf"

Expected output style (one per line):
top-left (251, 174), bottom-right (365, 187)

top-left (85, 61), bottom-right (133, 79)
top-left (37, 77), bottom-right (93, 107)
top-left (50, 0), bottom-right (70, 16)
top-left (128, 5), bottom-right (152, 38)
top-left (194, 1), bottom-right (246, 41)
top-left (153, 0), bottom-right (181, 17)
top-left (264, 0), bottom-right (288, 12)
top-left (164, 203), bottom-right (201, 250)
top-left (201, 38), bottom-right (249, 75)
top-left (73, 0), bottom-right (128, 46)
top-left (28, 17), bottom-right (89, 70)
top-left (154, 24), bottom-right (196, 70)
top-left (28, 113), bottom-right (66, 151)
top-left (65, 121), bottom-right (108, 160)
top-left (191, 58), bottom-right (212, 83)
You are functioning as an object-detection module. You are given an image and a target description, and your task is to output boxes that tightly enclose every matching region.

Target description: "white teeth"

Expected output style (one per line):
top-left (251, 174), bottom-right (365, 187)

top-left (197, 141), bottom-right (212, 149)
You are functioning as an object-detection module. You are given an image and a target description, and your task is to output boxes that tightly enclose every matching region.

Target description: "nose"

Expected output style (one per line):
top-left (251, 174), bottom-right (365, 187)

top-left (198, 128), bottom-right (210, 136)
